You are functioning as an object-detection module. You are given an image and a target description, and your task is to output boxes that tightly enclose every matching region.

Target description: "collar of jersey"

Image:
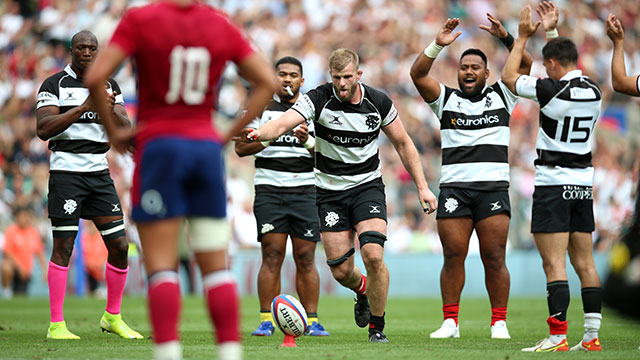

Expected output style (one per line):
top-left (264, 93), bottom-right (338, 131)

top-left (455, 84), bottom-right (490, 102)
top-left (64, 64), bottom-right (78, 79)
top-left (332, 82), bottom-right (365, 106)
top-left (560, 69), bottom-right (583, 81)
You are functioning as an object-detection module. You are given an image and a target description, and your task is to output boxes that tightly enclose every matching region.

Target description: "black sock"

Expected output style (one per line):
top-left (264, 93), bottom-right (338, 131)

top-left (369, 314), bottom-right (385, 334)
top-left (581, 287), bottom-right (602, 313)
top-left (547, 281), bottom-right (570, 321)
top-left (307, 312), bottom-right (318, 318)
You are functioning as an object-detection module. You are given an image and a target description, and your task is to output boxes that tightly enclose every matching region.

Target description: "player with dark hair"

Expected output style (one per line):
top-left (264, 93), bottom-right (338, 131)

top-left (410, 10), bottom-right (537, 339)
top-left (502, 3), bottom-right (603, 352)
top-left (84, 1), bottom-right (275, 359)
top-left (237, 48), bottom-right (437, 343)
top-left (36, 30), bottom-right (142, 340)
top-left (235, 56), bottom-right (329, 337)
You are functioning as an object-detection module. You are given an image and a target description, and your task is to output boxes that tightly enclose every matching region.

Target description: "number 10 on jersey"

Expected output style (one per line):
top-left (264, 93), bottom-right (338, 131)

top-left (165, 46), bottom-right (211, 105)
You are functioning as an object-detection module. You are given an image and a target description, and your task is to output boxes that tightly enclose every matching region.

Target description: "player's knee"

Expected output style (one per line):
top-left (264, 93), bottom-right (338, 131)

top-left (361, 251), bottom-right (384, 272)
top-left (106, 237), bottom-right (129, 258)
top-left (187, 217), bottom-right (230, 252)
top-left (329, 264), bottom-right (352, 283)
top-left (358, 231), bottom-right (386, 249)
top-left (293, 250), bottom-right (315, 272)
top-left (52, 238), bottom-right (75, 263)
top-left (262, 247), bottom-right (285, 269)
top-left (480, 249), bottom-right (505, 270)
top-left (326, 248), bottom-right (355, 268)
top-left (96, 219), bottom-right (126, 242)
top-left (571, 258), bottom-right (596, 278)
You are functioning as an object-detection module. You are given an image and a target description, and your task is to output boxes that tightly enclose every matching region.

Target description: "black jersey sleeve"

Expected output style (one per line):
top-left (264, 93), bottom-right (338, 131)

top-left (36, 74), bottom-right (61, 109)
top-left (536, 78), bottom-right (565, 108)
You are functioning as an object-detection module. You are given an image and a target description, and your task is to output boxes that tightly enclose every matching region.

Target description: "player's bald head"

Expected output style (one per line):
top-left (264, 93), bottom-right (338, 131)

top-left (71, 30), bottom-right (98, 48)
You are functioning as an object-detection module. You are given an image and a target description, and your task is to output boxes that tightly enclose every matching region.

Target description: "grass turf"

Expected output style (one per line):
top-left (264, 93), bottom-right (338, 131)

top-left (0, 296), bottom-right (638, 359)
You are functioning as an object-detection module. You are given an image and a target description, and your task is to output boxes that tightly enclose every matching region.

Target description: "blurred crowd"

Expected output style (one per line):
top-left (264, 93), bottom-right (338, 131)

top-left (1, 0), bottom-right (639, 285)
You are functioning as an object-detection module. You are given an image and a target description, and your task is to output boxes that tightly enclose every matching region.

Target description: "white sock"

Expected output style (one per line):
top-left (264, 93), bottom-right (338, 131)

top-left (218, 342), bottom-right (242, 360)
top-left (583, 312), bottom-right (602, 342)
top-left (153, 341), bottom-right (182, 360)
top-left (549, 334), bottom-right (566, 344)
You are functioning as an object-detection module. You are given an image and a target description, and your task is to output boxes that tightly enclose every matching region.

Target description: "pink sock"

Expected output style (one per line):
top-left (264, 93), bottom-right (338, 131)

top-left (203, 270), bottom-right (240, 344)
top-left (48, 261), bottom-right (69, 323)
top-left (148, 271), bottom-right (181, 344)
top-left (105, 262), bottom-right (129, 315)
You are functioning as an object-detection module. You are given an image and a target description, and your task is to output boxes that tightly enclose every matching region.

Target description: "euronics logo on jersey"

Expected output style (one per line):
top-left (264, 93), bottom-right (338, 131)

top-left (450, 114), bottom-right (500, 127)
top-left (327, 133), bottom-right (377, 145)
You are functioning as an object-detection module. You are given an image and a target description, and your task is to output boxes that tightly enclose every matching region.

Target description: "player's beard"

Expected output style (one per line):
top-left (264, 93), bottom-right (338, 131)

top-left (334, 82), bottom-right (357, 102)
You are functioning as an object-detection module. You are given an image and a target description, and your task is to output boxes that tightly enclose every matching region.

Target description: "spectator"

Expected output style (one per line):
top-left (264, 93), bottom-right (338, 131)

top-left (1, 206), bottom-right (46, 297)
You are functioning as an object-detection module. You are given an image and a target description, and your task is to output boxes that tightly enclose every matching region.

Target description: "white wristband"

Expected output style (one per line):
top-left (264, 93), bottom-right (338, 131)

top-left (546, 29), bottom-right (559, 39)
top-left (260, 140), bottom-right (273, 147)
top-left (423, 41), bottom-right (444, 59)
top-left (303, 136), bottom-right (315, 150)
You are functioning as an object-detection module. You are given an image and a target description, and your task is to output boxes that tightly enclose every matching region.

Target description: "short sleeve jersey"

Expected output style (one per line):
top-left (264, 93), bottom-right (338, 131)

top-left (427, 81), bottom-right (517, 191)
top-left (291, 82), bottom-right (397, 191)
top-left (515, 70), bottom-right (602, 186)
top-left (109, 2), bottom-right (253, 145)
top-left (248, 98), bottom-right (315, 191)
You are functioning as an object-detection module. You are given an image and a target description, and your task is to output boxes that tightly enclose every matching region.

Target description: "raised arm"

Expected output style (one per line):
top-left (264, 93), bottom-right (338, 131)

top-left (410, 18), bottom-right (461, 103)
top-left (502, 6), bottom-right (540, 93)
top-left (479, 12), bottom-right (534, 75)
top-left (382, 118), bottom-right (437, 214)
top-left (606, 14), bottom-right (640, 96)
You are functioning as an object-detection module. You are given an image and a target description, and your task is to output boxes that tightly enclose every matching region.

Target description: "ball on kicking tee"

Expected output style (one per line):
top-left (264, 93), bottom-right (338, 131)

top-left (271, 294), bottom-right (308, 337)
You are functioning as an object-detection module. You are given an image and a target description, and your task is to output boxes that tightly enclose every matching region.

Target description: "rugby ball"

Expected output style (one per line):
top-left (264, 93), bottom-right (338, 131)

top-left (271, 294), bottom-right (308, 337)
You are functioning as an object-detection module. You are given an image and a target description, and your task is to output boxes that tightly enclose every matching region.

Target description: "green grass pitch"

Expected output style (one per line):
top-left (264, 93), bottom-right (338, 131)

top-left (0, 296), bottom-right (638, 359)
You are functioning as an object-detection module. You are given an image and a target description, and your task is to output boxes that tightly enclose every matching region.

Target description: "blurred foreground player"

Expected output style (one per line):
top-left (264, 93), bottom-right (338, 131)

top-left (85, 1), bottom-right (275, 359)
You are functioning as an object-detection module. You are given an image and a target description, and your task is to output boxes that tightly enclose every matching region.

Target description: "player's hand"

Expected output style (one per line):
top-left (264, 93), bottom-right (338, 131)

top-left (518, 5), bottom-right (541, 39)
top-left (536, 1), bottom-right (559, 32)
top-left (479, 13), bottom-right (508, 39)
top-left (232, 128), bottom-right (260, 143)
top-left (436, 18), bottom-right (462, 46)
top-left (418, 188), bottom-right (438, 215)
top-left (80, 95), bottom-right (94, 112)
top-left (606, 14), bottom-right (624, 43)
top-left (107, 91), bottom-right (117, 111)
top-left (293, 123), bottom-right (309, 144)
top-left (109, 126), bottom-right (135, 154)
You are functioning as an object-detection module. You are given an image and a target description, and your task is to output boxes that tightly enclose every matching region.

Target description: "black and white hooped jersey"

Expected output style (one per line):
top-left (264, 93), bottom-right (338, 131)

top-left (292, 82), bottom-right (397, 191)
top-left (515, 70), bottom-right (601, 186)
top-left (249, 98), bottom-right (315, 192)
top-left (428, 81), bottom-right (517, 191)
top-left (36, 64), bottom-right (124, 174)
